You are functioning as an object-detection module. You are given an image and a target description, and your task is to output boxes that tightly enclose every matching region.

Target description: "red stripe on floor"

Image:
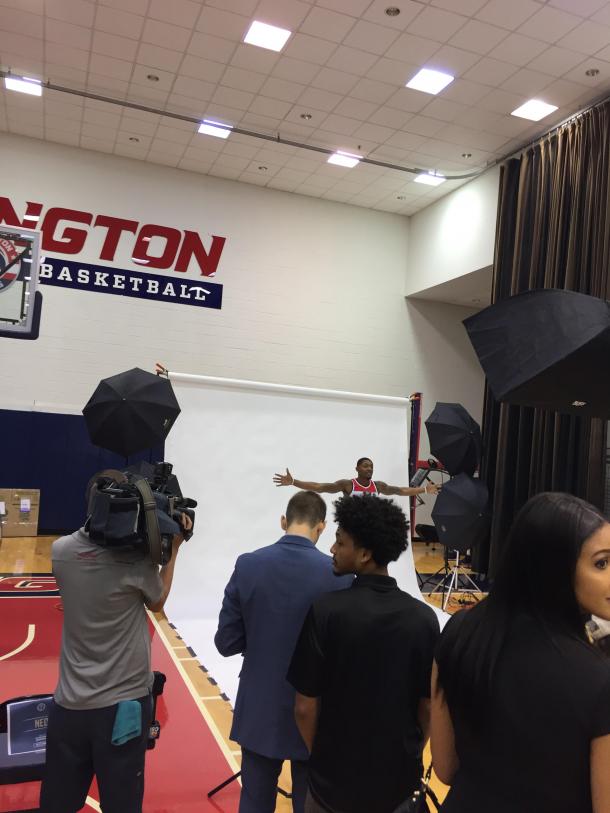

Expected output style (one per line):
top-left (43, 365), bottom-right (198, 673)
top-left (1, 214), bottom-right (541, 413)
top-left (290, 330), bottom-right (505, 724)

top-left (0, 597), bottom-right (240, 812)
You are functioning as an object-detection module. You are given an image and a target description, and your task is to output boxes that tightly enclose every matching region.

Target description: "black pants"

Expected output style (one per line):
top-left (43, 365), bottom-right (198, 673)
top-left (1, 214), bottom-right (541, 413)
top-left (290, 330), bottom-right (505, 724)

top-left (240, 747), bottom-right (309, 813)
top-left (39, 696), bottom-right (152, 813)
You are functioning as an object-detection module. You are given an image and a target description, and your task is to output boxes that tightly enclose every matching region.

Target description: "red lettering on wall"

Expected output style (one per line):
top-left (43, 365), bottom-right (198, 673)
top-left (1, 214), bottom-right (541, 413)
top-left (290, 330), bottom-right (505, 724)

top-left (0, 198), bottom-right (43, 227)
top-left (175, 231), bottom-right (226, 277)
top-left (94, 215), bottom-right (138, 261)
top-left (132, 224), bottom-right (182, 269)
top-left (41, 208), bottom-right (93, 253)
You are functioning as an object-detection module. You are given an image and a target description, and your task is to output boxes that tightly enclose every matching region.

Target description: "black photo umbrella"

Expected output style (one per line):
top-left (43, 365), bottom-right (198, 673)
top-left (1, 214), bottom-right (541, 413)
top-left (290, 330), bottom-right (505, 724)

top-left (83, 367), bottom-right (180, 457)
top-left (425, 402), bottom-right (482, 476)
top-left (464, 289), bottom-right (610, 418)
top-left (431, 473), bottom-right (489, 553)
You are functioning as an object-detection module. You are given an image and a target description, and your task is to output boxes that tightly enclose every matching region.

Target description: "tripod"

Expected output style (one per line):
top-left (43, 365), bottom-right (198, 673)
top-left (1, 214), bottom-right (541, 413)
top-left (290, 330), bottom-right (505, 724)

top-left (428, 549), bottom-right (482, 611)
top-left (208, 770), bottom-right (291, 800)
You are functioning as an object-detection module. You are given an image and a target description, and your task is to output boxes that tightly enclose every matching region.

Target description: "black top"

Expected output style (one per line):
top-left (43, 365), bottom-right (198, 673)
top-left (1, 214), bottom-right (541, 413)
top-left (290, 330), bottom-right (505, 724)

top-left (288, 574), bottom-right (439, 813)
top-left (438, 611), bottom-right (610, 813)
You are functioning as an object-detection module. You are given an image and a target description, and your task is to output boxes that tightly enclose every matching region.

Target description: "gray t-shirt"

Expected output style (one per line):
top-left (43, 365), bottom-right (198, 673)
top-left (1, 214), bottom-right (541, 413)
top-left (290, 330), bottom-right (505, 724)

top-left (52, 528), bottom-right (163, 710)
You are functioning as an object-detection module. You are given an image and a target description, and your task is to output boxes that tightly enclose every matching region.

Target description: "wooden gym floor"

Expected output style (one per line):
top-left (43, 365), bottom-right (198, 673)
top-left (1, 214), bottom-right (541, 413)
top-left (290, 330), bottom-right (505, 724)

top-left (0, 536), bottom-right (481, 811)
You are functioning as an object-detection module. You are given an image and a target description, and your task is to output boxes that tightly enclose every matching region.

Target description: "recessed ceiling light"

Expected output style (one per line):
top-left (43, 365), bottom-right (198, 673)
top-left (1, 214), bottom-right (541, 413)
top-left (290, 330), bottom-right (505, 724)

top-left (129, 136), bottom-right (140, 142)
top-left (585, 68), bottom-right (600, 77)
top-left (146, 73), bottom-right (159, 82)
top-left (244, 20), bottom-right (291, 52)
top-left (300, 112), bottom-right (312, 120)
top-left (258, 165), bottom-right (268, 171)
top-left (461, 152), bottom-right (472, 158)
top-left (4, 75), bottom-right (42, 96)
top-left (385, 6), bottom-right (401, 15)
top-left (327, 150), bottom-right (362, 168)
top-left (406, 67), bottom-right (454, 95)
top-left (198, 119), bottom-right (233, 139)
top-left (396, 195), bottom-right (406, 200)
top-left (414, 171), bottom-right (445, 186)
top-left (511, 99), bottom-right (558, 121)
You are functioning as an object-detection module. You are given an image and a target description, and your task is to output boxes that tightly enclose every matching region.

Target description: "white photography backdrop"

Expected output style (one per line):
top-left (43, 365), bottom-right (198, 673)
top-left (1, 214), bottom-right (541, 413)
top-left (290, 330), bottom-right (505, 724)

top-left (165, 372), bottom-right (447, 703)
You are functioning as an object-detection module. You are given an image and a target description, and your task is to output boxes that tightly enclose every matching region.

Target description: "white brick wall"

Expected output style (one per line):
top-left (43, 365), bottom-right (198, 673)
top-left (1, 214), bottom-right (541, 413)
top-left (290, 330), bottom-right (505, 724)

top-left (0, 133), bottom-right (483, 425)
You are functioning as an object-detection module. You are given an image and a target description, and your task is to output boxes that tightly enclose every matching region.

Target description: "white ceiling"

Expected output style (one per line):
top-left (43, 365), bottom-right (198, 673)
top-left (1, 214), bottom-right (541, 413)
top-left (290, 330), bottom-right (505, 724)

top-left (1, 0), bottom-right (610, 215)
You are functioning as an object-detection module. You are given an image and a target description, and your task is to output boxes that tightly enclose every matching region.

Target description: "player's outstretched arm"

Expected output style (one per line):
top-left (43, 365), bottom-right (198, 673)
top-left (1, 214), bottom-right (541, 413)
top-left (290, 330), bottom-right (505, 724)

top-left (376, 481), bottom-right (440, 497)
top-left (273, 469), bottom-right (351, 494)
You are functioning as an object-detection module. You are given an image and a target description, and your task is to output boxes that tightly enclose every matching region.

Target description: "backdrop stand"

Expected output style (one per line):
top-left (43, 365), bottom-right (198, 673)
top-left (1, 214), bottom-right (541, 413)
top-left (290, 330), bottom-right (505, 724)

top-left (207, 771), bottom-right (291, 800)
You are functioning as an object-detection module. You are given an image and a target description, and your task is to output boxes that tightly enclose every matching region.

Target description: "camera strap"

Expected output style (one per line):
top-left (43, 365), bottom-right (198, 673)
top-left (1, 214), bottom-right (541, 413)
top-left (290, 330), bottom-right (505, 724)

top-left (133, 478), bottom-right (163, 565)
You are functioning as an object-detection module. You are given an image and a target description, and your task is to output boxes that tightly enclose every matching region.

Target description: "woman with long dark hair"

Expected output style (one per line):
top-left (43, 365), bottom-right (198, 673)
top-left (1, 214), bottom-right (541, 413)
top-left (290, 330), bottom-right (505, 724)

top-left (431, 492), bottom-right (610, 813)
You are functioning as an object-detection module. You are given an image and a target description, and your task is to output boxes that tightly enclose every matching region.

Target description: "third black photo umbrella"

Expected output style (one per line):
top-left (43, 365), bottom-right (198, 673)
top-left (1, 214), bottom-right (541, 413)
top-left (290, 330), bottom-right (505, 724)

top-left (431, 473), bottom-right (489, 553)
top-left (83, 367), bottom-right (180, 457)
top-left (463, 289), bottom-right (610, 418)
top-left (425, 402), bottom-right (482, 476)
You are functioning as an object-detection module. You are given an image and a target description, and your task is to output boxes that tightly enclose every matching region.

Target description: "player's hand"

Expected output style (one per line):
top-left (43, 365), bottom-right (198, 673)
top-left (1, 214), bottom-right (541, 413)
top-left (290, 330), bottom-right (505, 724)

top-left (273, 468), bottom-right (294, 487)
top-left (173, 512), bottom-right (193, 548)
top-left (425, 483), bottom-right (440, 495)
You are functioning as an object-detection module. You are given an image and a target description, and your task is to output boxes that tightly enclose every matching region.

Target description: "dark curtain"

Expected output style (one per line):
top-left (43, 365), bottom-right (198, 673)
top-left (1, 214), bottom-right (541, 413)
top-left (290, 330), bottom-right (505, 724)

top-left (476, 99), bottom-right (610, 575)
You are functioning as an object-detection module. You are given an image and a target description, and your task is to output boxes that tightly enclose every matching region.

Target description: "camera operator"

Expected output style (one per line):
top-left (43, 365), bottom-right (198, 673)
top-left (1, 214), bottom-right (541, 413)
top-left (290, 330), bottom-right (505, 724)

top-left (39, 469), bottom-right (192, 813)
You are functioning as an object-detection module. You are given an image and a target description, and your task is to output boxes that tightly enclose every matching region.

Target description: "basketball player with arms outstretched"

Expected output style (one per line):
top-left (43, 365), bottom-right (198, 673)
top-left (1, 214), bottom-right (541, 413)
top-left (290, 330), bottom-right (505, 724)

top-left (273, 457), bottom-right (439, 498)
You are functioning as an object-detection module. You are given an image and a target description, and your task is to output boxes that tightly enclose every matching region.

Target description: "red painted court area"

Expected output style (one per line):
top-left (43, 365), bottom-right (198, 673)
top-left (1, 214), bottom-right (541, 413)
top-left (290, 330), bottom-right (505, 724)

top-left (0, 578), bottom-right (239, 812)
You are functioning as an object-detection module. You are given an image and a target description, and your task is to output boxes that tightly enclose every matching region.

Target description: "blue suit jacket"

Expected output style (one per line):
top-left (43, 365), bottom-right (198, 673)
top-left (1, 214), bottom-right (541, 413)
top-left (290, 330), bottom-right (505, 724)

top-left (215, 535), bottom-right (352, 760)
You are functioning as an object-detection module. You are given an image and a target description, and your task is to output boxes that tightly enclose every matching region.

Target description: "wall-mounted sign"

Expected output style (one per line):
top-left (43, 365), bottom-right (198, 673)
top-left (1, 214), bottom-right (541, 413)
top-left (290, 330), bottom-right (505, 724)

top-left (39, 258), bottom-right (222, 309)
top-left (0, 197), bottom-right (227, 311)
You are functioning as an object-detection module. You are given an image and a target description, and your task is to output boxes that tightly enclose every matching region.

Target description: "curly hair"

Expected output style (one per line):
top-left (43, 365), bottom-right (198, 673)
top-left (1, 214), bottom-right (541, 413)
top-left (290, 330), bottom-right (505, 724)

top-left (334, 494), bottom-right (409, 566)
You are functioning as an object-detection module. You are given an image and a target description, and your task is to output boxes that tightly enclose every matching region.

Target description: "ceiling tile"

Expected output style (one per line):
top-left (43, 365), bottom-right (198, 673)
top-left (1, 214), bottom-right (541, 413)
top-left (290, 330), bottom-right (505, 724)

top-left (430, 0), bottom-right (488, 14)
top-left (315, 0), bottom-right (371, 18)
top-left (478, 86), bottom-right (526, 113)
top-left (407, 7), bottom-right (469, 41)
top-left (591, 4), bottom-right (610, 25)
top-left (2, 7), bottom-right (43, 37)
top-left (271, 56), bottom-right (321, 83)
top-left (47, 0), bottom-right (95, 28)
top-left (297, 86), bottom-right (343, 112)
top-left (325, 45), bottom-right (378, 74)
top-left (319, 112), bottom-right (360, 134)
top-left (527, 45), bottom-right (585, 76)
top-left (548, 0), bottom-right (607, 15)
top-left (45, 42), bottom-right (90, 70)
top-left (449, 20), bottom-right (508, 54)
top-left (255, 0), bottom-right (311, 29)
top-left (260, 76), bottom-right (307, 102)
top-left (349, 77), bottom-right (396, 104)
top-left (422, 96), bottom-right (470, 121)
top-left (142, 18), bottom-right (192, 51)
top-left (136, 43), bottom-right (184, 72)
top-left (130, 64), bottom-right (175, 91)
top-left (402, 114), bottom-right (446, 136)
top-left (311, 67), bottom-right (359, 94)
top-left (45, 18), bottom-right (91, 50)
top-left (211, 85), bottom-right (254, 110)
top-left (173, 75), bottom-right (216, 100)
top-left (516, 5), bottom-right (581, 44)
top-left (248, 95), bottom-right (293, 117)
top-left (368, 57), bottom-right (415, 85)
top-left (188, 32), bottom-right (237, 62)
top-left (362, 0), bottom-right (423, 30)
top-left (562, 57), bottom-right (610, 86)
top-left (385, 130), bottom-right (425, 150)
top-left (351, 120), bottom-right (395, 141)
top-left (94, 5), bottom-right (144, 40)
top-left (89, 54), bottom-right (133, 82)
top-left (177, 55), bottom-right (224, 84)
top-left (300, 7), bottom-right (358, 42)
top-left (386, 87), bottom-right (430, 113)
top-left (283, 33), bottom-right (337, 64)
top-left (230, 43), bottom-right (280, 73)
top-left (492, 33), bottom-right (552, 66)
top-left (463, 56), bottom-right (518, 85)
top-left (99, 0), bottom-right (147, 13)
top-left (343, 20), bottom-right (401, 55)
top-left (148, 0), bottom-right (201, 28)
top-left (196, 6), bottom-right (249, 40)
top-left (222, 66), bottom-right (266, 93)
top-left (333, 96), bottom-right (379, 119)
top-left (558, 20), bottom-right (610, 53)
top-left (501, 66), bottom-right (556, 95)
top-left (385, 32), bottom-right (442, 64)
top-left (147, 151), bottom-right (180, 167)
top-left (542, 76), bottom-right (594, 104)
top-left (368, 105), bottom-right (413, 128)
top-left (426, 44), bottom-right (482, 75)
top-left (441, 77), bottom-right (491, 104)
top-left (476, 0), bottom-right (541, 31)
top-left (437, 123), bottom-right (509, 150)
top-left (92, 30), bottom-right (139, 61)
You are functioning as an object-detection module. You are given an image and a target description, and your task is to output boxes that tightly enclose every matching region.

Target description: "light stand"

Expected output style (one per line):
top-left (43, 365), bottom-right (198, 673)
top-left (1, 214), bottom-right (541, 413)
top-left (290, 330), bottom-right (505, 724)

top-left (428, 549), bottom-right (482, 611)
top-left (208, 771), bottom-right (291, 801)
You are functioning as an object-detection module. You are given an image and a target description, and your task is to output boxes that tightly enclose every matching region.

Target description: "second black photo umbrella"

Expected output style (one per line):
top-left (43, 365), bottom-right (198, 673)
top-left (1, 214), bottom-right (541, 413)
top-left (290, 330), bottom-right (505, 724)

top-left (431, 473), bottom-right (489, 553)
top-left (83, 367), bottom-right (181, 457)
top-left (425, 402), bottom-right (482, 476)
top-left (463, 288), bottom-right (610, 418)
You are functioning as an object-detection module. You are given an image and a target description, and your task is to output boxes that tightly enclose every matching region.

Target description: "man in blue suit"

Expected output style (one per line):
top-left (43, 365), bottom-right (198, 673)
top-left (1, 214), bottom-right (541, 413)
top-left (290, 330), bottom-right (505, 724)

top-left (215, 491), bottom-right (352, 813)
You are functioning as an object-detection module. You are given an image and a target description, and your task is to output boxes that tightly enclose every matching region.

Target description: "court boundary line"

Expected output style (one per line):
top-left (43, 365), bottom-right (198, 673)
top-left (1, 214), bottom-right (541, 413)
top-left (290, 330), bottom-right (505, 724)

top-left (0, 623), bottom-right (35, 661)
top-left (148, 612), bottom-right (240, 774)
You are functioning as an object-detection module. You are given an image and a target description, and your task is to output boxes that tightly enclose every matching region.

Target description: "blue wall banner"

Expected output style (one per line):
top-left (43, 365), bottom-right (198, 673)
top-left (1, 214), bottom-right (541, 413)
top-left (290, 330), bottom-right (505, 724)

top-left (39, 257), bottom-right (223, 310)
